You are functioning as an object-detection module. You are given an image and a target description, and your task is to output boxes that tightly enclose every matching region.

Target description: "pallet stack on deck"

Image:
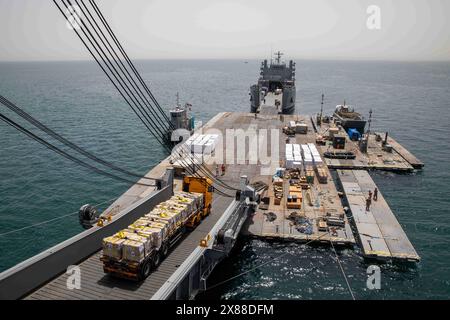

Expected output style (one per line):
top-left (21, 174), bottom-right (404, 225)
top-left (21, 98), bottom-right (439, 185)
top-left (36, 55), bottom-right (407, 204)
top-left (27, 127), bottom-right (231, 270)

top-left (183, 134), bottom-right (219, 156)
top-left (102, 192), bottom-right (203, 263)
top-left (285, 143), bottom-right (302, 169)
top-left (307, 143), bottom-right (328, 183)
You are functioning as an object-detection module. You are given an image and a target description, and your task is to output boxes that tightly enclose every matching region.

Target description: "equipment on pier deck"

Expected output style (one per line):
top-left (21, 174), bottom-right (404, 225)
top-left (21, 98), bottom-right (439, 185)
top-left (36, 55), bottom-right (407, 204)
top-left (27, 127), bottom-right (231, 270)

top-left (332, 134), bottom-right (346, 149)
top-left (79, 204), bottom-right (100, 229)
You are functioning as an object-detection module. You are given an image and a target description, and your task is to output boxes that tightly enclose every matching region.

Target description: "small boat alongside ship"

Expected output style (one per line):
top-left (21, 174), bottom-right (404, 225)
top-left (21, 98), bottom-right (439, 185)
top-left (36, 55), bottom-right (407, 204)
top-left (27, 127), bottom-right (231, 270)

top-left (333, 104), bottom-right (366, 134)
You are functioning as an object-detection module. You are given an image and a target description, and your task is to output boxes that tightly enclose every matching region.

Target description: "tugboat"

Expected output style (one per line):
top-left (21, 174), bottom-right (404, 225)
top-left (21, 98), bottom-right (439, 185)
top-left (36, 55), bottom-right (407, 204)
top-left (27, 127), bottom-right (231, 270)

top-left (250, 51), bottom-right (296, 114)
top-left (333, 103), bottom-right (366, 134)
top-left (167, 93), bottom-right (195, 144)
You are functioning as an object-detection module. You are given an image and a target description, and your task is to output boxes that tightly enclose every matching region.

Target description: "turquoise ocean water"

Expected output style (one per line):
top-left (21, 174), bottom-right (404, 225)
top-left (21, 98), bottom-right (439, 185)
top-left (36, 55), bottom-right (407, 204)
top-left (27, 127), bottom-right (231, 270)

top-left (0, 60), bottom-right (449, 299)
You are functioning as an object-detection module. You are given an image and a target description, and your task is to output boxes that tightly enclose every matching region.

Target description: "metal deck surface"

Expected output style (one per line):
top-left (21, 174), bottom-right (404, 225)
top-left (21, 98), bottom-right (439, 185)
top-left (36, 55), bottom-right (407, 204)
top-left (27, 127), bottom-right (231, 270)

top-left (24, 194), bottom-right (233, 300)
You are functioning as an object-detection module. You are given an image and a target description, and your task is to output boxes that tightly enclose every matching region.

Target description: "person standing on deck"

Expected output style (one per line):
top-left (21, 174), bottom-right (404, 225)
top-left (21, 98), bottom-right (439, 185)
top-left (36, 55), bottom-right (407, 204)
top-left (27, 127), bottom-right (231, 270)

top-left (366, 196), bottom-right (372, 211)
top-left (373, 187), bottom-right (378, 201)
top-left (215, 164), bottom-right (220, 177)
top-left (368, 190), bottom-right (373, 201)
top-left (221, 164), bottom-right (226, 176)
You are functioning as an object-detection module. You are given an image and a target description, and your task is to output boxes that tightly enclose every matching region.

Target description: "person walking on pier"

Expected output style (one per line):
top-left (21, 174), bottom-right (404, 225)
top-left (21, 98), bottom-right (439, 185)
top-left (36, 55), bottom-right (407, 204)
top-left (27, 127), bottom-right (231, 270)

top-left (373, 187), bottom-right (378, 201)
top-left (366, 196), bottom-right (372, 212)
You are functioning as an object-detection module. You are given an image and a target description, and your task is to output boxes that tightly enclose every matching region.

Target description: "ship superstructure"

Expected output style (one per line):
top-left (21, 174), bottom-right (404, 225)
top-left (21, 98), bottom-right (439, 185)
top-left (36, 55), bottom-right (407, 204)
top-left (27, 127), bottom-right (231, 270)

top-left (250, 51), bottom-right (296, 114)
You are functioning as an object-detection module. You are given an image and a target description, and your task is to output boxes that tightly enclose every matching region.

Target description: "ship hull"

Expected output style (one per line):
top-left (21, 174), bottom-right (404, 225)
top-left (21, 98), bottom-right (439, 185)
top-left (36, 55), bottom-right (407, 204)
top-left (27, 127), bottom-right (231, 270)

top-left (333, 114), bottom-right (366, 134)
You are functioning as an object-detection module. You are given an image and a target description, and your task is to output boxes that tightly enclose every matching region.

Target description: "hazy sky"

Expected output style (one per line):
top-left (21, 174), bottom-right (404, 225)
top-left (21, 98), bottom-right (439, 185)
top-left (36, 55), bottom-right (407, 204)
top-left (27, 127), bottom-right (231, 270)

top-left (0, 0), bottom-right (449, 61)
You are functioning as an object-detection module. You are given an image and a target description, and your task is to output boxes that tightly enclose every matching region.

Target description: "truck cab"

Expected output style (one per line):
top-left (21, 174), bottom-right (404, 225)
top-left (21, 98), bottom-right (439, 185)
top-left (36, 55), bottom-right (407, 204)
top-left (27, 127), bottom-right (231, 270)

top-left (182, 176), bottom-right (213, 218)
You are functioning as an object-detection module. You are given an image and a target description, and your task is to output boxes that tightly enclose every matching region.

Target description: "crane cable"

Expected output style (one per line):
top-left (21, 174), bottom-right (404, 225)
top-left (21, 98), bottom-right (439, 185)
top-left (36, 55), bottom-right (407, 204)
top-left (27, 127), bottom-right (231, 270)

top-left (329, 234), bottom-right (356, 300)
top-left (88, 0), bottom-right (172, 127)
top-left (0, 95), bottom-right (154, 181)
top-left (0, 112), bottom-right (157, 187)
top-left (78, 0), bottom-right (171, 130)
top-left (203, 232), bottom-right (356, 300)
top-left (73, 0), bottom-right (171, 135)
top-left (54, 0), bottom-right (237, 194)
top-left (203, 232), bottom-right (330, 291)
top-left (55, 0), bottom-right (238, 194)
top-left (0, 197), bottom-right (118, 238)
top-left (68, 0), bottom-right (236, 192)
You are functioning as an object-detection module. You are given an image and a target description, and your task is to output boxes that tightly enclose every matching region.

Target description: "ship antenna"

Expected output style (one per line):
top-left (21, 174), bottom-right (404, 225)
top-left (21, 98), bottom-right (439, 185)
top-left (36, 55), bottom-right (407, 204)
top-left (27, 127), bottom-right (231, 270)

top-left (320, 94), bottom-right (324, 119)
top-left (274, 50), bottom-right (283, 64)
top-left (270, 44), bottom-right (273, 65)
top-left (367, 109), bottom-right (373, 134)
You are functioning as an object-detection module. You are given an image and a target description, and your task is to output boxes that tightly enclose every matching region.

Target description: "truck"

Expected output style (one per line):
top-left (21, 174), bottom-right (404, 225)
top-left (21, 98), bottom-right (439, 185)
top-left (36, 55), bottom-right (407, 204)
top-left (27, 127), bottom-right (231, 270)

top-left (100, 176), bottom-right (213, 281)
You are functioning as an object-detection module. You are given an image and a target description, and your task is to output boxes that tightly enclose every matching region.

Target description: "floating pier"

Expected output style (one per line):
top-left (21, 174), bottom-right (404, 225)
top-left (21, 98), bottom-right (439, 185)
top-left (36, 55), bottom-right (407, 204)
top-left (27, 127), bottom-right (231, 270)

top-left (315, 120), bottom-right (423, 172)
top-left (337, 170), bottom-right (420, 262)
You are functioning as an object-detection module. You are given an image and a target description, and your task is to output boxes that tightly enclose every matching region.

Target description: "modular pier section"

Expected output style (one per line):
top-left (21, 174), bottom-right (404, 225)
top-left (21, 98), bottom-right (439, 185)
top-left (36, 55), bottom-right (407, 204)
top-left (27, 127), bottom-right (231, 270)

top-left (337, 170), bottom-right (419, 262)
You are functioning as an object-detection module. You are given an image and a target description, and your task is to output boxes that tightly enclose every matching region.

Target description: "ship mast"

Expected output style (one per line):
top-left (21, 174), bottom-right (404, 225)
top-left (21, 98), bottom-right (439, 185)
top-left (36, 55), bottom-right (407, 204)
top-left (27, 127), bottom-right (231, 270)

top-left (367, 109), bottom-right (373, 134)
top-left (274, 50), bottom-right (284, 64)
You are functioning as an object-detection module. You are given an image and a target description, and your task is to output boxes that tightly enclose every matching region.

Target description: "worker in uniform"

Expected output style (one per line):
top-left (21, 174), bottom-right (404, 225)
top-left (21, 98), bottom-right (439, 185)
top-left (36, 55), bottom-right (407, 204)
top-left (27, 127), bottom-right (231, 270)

top-left (221, 163), bottom-right (226, 176)
top-left (366, 196), bottom-right (372, 211)
top-left (373, 187), bottom-right (378, 201)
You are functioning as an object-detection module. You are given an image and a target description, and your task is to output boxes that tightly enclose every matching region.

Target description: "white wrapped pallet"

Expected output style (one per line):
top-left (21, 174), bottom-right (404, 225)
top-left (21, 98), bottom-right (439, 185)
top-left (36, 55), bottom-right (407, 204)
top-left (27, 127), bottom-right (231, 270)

top-left (307, 143), bottom-right (317, 152)
top-left (191, 135), bottom-right (204, 154)
top-left (293, 144), bottom-right (301, 153)
top-left (293, 161), bottom-right (302, 168)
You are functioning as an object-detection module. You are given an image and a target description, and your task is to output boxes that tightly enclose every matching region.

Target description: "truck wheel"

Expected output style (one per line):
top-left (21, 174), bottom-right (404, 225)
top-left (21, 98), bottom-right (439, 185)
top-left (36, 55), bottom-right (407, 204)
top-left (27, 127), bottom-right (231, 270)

top-left (140, 260), bottom-right (152, 280)
top-left (152, 252), bottom-right (161, 269)
top-left (161, 243), bottom-right (169, 257)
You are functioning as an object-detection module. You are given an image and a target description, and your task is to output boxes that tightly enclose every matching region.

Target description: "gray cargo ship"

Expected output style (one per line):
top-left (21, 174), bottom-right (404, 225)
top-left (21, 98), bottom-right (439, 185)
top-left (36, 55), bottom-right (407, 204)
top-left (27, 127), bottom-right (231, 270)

top-left (250, 51), bottom-right (296, 114)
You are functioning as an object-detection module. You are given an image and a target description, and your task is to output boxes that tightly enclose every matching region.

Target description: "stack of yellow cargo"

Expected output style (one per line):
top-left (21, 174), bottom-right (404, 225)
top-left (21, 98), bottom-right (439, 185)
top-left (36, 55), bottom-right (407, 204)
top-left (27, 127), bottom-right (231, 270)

top-left (102, 235), bottom-right (125, 260)
top-left (315, 166), bottom-right (328, 184)
top-left (102, 230), bottom-right (151, 263)
top-left (120, 231), bottom-right (151, 263)
top-left (171, 191), bottom-right (203, 212)
top-left (287, 185), bottom-right (303, 209)
top-left (102, 192), bottom-right (204, 263)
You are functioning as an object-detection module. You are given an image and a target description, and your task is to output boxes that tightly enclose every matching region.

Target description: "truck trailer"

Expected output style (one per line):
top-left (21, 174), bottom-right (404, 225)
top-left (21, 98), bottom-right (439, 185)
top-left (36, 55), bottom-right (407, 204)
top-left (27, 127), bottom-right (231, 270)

top-left (101, 176), bottom-right (212, 281)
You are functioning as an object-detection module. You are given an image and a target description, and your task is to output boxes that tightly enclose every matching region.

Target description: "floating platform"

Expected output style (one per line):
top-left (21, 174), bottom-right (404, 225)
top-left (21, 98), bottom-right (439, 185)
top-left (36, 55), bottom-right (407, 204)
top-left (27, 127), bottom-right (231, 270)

top-left (337, 170), bottom-right (420, 262)
top-left (381, 133), bottom-right (424, 169)
top-left (315, 120), bottom-right (423, 172)
top-left (241, 114), bottom-right (354, 245)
